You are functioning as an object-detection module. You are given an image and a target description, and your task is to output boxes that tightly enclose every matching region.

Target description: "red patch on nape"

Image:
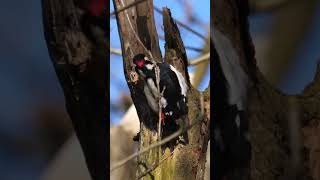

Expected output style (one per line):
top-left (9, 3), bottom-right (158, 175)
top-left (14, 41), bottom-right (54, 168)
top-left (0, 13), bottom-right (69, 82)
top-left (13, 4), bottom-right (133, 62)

top-left (136, 60), bottom-right (145, 68)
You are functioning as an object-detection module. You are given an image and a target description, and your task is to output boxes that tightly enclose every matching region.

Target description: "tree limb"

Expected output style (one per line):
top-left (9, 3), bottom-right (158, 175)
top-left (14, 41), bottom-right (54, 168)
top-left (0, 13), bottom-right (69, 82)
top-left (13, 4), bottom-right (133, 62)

top-left (41, 0), bottom-right (107, 179)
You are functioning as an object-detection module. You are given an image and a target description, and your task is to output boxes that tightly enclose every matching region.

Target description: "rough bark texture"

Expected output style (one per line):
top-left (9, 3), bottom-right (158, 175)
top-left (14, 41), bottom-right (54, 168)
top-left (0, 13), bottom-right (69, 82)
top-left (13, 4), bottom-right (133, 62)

top-left (42, 0), bottom-right (107, 180)
top-left (113, 0), bottom-right (210, 179)
top-left (213, 0), bottom-right (320, 179)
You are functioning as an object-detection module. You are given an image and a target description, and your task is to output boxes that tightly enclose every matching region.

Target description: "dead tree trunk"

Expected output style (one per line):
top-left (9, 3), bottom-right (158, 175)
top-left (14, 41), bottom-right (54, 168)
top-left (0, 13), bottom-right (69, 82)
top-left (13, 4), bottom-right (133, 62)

top-left (41, 0), bottom-right (107, 180)
top-left (213, 0), bottom-right (320, 179)
top-left (112, 0), bottom-right (210, 179)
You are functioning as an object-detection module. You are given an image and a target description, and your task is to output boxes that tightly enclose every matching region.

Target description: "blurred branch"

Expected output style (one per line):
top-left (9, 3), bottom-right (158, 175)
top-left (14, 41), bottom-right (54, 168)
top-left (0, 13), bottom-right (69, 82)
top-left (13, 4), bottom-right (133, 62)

top-left (178, 0), bottom-right (208, 29)
top-left (184, 46), bottom-right (203, 52)
top-left (179, 0), bottom-right (193, 22)
top-left (159, 34), bottom-right (204, 52)
top-left (191, 33), bottom-right (210, 88)
top-left (110, 48), bottom-right (122, 55)
top-left (189, 52), bottom-right (210, 66)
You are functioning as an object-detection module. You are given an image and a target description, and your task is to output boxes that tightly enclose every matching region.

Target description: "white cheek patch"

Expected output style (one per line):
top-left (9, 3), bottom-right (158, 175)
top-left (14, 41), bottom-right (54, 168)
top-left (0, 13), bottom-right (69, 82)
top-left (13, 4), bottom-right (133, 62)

top-left (144, 56), bottom-right (149, 60)
top-left (169, 111), bottom-right (173, 116)
top-left (145, 64), bottom-right (154, 70)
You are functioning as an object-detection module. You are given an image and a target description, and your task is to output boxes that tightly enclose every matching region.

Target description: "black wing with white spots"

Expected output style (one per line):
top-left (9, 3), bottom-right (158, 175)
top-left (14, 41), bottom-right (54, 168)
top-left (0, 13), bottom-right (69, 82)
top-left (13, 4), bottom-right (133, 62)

top-left (158, 62), bottom-right (188, 119)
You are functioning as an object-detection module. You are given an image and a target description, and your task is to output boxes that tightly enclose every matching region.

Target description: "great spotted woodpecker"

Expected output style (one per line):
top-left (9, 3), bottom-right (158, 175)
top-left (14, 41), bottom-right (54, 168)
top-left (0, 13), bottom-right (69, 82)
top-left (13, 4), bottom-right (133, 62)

top-left (76, 0), bottom-right (106, 44)
top-left (132, 54), bottom-right (188, 126)
top-left (212, 26), bottom-right (252, 179)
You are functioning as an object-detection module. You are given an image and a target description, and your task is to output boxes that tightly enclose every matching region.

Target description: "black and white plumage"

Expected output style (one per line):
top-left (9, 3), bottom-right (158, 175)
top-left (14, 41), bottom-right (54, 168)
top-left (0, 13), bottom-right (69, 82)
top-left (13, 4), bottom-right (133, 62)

top-left (132, 54), bottom-right (188, 124)
top-left (212, 26), bottom-right (252, 179)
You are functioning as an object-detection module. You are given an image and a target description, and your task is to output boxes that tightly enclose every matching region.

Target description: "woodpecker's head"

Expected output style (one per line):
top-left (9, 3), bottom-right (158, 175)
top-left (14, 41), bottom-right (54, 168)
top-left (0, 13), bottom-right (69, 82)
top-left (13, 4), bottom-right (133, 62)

top-left (133, 54), bottom-right (154, 77)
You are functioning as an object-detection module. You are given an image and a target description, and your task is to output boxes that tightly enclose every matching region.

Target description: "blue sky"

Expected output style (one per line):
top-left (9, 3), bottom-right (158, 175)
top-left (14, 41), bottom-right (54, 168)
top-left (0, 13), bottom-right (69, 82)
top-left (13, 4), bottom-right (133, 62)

top-left (110, 0), bottom-right (210, 124)
top-left (248, 8), bottom-right (320, 94)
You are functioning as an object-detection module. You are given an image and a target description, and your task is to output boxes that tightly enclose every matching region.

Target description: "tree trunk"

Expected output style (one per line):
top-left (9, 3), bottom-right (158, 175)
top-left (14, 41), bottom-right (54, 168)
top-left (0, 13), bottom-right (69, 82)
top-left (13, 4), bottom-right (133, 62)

top-left (41, 0), bottom-right (107, 179)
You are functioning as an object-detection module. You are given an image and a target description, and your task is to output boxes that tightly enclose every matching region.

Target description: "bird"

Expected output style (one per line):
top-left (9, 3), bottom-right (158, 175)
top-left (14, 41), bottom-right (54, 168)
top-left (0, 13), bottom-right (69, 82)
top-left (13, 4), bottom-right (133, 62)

top-left (212, 26), bottom-right (252, 179)
top-left (132, 53), bottom-right (188, 126)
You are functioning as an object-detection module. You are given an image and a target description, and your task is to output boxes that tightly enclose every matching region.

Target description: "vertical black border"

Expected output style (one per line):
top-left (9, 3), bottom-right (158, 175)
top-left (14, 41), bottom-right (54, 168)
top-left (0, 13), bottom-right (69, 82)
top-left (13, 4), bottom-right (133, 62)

top-left (210, 1), bottom-right (215, 179)
top-left (106, 0), bottom-right (111, 180)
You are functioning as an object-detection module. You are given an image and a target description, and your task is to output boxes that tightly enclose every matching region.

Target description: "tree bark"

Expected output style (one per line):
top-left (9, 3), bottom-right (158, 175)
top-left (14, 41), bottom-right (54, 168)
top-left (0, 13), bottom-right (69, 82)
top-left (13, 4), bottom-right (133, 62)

top-left (41, 0), bottom-right (107, 179)
top-left (213, 0), bottom-right (320, 179)
top-left (113, 0), bottom-right (210, 179)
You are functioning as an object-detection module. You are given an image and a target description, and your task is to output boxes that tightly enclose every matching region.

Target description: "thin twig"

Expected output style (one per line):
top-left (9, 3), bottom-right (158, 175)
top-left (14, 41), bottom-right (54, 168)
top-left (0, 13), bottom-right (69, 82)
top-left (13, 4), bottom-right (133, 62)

top-left (158, 86), bottom-right (166, 141)
top-left (154, 61), bottom-right (163, 167)
top-left (154, 6), bottom-right (207, 41)
top-left (110, 0), bottom-right (147, 16)
top-left (180, 0), bottom-right (207, 30)
top-left (159, 35), bottom-right (203, 52)
top-left (180, 0), bottom-right (193, 22)
top-left (189, 53), bottom-right (210, 66)
top-left (184, 46), bottom-right (203, 52)
top-left (110, 48), bottom-right (122, 55)
top-left (136, 151), bottom-right (174, 180)
top-left (110, 93), bottom-right (205, 172)
top-left (155, 67), bottom-right (161, 140)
